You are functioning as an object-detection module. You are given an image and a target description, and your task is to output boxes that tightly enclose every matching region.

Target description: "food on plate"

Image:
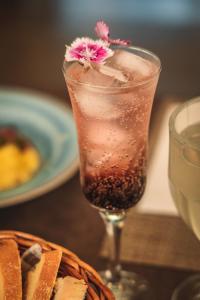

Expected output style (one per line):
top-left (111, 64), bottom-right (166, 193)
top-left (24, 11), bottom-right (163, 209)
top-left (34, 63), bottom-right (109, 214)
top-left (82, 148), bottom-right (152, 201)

top-left (0, 126), bottom-right (41, 191)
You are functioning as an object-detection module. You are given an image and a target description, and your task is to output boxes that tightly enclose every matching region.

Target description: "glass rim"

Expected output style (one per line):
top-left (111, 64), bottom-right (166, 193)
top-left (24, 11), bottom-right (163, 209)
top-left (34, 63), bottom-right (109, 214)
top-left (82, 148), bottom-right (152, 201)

top-left (171, 275), bottom-right (200, 300)
top-left (169, 96), bottom-right (200, 150)
top-left (63, 46), bottom-right (161, 90)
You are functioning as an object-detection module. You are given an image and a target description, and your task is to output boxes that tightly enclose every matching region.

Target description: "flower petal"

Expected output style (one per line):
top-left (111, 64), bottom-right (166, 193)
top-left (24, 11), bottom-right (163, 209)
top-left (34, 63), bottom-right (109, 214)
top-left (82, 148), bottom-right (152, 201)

top-left (108, 38), bottom-right (131, 46)
top-left (95, 20), bottom-right (110, 41)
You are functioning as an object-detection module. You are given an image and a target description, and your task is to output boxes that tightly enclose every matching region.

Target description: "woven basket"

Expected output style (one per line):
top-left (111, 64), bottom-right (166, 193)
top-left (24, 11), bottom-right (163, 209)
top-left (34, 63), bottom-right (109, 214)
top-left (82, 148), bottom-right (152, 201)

top-left (0, 230), bottom-right (114, 300)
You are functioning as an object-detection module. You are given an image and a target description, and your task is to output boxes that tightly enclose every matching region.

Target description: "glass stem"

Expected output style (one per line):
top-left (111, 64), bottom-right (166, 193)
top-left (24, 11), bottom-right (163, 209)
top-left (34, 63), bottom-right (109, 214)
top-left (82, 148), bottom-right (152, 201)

top-left (100, 210), bottom-right (126, 282)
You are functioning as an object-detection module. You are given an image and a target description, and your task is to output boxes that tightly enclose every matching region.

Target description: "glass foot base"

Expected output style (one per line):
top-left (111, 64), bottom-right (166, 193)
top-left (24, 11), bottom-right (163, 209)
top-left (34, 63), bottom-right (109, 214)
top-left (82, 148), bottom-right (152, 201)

top-left (172, 275), bottom-right (200, 300)
top-left (99, 270), bottom-right (154, 300)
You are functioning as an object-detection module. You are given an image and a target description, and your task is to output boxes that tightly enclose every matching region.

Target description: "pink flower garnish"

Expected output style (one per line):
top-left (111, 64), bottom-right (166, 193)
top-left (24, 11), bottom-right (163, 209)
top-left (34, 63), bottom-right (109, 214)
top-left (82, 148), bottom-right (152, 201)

top-left (65, 37), bottom-right (113, 66)
top-left (95, 20), bottom-right (131, 46)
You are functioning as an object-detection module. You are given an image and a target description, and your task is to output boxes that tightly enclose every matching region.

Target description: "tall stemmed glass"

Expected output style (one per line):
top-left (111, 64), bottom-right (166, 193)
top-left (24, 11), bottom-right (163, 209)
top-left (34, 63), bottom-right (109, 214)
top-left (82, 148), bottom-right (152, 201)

top-left (63, 46), bottom-right (161, 299)
top-left (169, 97), bottom-right (200, 300)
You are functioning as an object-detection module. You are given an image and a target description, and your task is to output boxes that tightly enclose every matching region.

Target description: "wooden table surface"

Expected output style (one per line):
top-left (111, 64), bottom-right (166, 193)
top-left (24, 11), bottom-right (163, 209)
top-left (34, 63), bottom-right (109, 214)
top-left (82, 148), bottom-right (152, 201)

top-left (0, 2), bottom-right (200, 299)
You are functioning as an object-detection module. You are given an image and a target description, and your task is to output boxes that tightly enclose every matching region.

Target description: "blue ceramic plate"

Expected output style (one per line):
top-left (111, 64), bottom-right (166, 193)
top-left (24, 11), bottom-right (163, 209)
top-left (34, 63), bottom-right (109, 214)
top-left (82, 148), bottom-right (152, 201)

top-left (0, 87), bottom-right (79, 207)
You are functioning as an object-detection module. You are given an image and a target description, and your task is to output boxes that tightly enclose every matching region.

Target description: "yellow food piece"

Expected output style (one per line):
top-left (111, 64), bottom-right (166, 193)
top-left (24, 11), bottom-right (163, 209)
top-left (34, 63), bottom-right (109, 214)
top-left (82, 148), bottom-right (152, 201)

top-left (0, 143), bottom-right (40, 191)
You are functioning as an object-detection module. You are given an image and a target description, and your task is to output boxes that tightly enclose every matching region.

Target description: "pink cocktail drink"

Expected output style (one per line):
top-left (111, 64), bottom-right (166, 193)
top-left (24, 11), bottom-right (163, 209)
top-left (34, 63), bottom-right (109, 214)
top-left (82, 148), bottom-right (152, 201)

top-left (64, 30), bottom-right (161, 298)
top-left (64, 47), bottom-right (160, 212)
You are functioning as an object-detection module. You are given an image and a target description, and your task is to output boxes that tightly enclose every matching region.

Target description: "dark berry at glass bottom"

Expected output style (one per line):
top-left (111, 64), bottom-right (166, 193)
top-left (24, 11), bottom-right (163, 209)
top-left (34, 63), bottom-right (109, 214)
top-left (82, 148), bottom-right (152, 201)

top-left (64, 45), bottom-right (161, 300)
top-left (82, 170), bottom-right (146, 212)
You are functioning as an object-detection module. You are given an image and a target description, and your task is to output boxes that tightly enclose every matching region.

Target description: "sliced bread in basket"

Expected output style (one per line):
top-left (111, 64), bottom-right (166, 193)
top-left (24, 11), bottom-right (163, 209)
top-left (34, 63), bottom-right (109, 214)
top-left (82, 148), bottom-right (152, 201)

top-left (0, 231), bottom-right (114, 300)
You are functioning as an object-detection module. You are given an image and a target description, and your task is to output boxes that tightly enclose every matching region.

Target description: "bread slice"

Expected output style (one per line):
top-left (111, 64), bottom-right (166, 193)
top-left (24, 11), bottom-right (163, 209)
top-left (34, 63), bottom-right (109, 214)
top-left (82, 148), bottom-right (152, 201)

top-left (24, 249), bottom-right (62, 300)
top-left (0, 239), bottom-right (22, 300)
top-left (54, 276), bottom-right (87, 300)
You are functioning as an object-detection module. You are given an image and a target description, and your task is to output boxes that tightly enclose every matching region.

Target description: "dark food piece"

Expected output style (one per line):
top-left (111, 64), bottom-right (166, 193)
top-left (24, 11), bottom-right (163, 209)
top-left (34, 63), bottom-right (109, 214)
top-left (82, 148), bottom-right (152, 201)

top-left (21, 244), bottom-right (42, 274)
top-left (0, 126), bottom-right (31, 150)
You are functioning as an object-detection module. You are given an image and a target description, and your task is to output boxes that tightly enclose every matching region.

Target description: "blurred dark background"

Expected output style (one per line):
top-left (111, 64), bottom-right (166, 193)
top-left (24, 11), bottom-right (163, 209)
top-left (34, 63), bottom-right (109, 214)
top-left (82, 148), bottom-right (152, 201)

top-left (0, 0), bottom-right (200, 100)
top-left (0, 3), bottom-right (200, 298)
